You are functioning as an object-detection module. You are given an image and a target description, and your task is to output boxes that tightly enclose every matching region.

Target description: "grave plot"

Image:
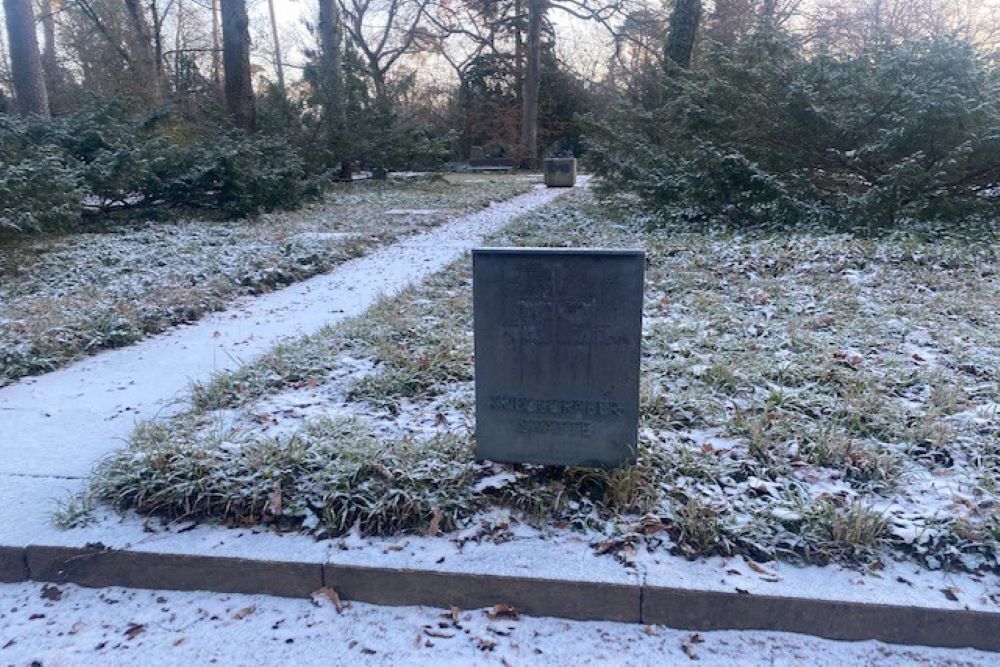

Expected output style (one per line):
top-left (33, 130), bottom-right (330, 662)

top-left (0, 174), bottom-right (534, 387)
top-left (66, 188), bottom-right (1000, 582)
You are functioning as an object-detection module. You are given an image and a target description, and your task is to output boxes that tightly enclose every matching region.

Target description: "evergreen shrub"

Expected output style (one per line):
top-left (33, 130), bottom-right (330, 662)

top-left (586, 34), bottom-right (1000, 228)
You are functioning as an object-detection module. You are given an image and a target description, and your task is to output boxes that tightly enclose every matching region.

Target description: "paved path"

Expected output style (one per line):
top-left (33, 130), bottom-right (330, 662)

top-left (0, 182), bottom-right (582, 543)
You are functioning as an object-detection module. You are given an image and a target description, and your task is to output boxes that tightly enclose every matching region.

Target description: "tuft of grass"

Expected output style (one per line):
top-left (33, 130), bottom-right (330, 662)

top-left (83, 414), bottom-right (670, 538)
top-left (804, 501), bottom-right (889, 564)
top-left (801, 426), bottom-right (902, 489)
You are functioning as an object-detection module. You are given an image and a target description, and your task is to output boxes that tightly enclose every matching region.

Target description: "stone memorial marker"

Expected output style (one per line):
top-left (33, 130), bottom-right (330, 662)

top-left (543, 157), bottom-right (577, 187)
top-left (473, 248), bottom-right (644, 467)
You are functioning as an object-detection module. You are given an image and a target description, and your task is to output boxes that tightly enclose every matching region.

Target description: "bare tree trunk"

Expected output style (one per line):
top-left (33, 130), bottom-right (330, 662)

top-left (519, 0), bottom-right (543, 169)
top-left (151, 1), bottom-right (166, 90)
top-left (707, 0), bottom-right (738, 46)
top-left (267, 0), bottom-right (285, 90)
top-left (761, 0), bottom-right (777, 30)
top-left (40, 0), bottom-right (59, 90)
top-left (220, 0), bottom-right (256, 132)
top-left (514, 0), bottom-right (524, 110)
top-left (3, 0), bottom-right (50, 116)
top-left (174, 0), bottom-right (185, 92)
top-left (665, 0), bottom-right (701, 69)
top-left (212, 0), bottom-right (223, 93)
top-left (318, 0), bottom-right (348, 176)
top-left (124, 0), bottom-right (163, 100)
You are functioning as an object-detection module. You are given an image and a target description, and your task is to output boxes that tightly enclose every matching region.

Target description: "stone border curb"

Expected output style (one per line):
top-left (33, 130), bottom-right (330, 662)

top-left (26, 546), bottom-right (322, 598)
top-left (324, 563), bottom-right (640, 623)
top-left (643, 585), bottom-right (1000, 652)
top-left (5, 545), bottom-right (998, 652)
top-left (0, 546), bottom-right (27, 583)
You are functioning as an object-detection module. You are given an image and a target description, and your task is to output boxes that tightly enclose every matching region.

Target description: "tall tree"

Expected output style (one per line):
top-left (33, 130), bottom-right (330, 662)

top-left (267, 0), bottom-right (284, 90)
top-left (3, 0), bottom-right (50, 116)
top-left (40, 0), bottom-right (59, 88)
top-left (220, 0), bottom-right (255, 132)
top-left (124, 0), bottom-right (163, 99)
top-left (317, 0), bottom-right (345, 125)
top-left (664, 0), bottom-right (701, 68)
top-left (337, 0), bottom-right (434, 102)
top-left (519, 0), bottom-right (543, 167)
top-left (317, 0), bottom-right (348, 175)
top-left (212, 0), bottom-right (222, 92)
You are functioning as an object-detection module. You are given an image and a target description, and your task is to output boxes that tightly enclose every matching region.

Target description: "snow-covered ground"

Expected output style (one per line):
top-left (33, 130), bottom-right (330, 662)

top-left (0, 581), bottom-right (994, 666)
top-left (2, 180), bottom-right (998, 658)
top-left (0, 182), bottom-right (580, 527)
top-left (0, 175), bottom-right (532, 386)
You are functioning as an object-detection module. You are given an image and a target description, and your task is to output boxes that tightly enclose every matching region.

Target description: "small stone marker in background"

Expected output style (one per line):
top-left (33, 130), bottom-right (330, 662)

top-left (473, 248), bottom-right (644, 467)
top-left (543, 157), bottom-right (577, 187)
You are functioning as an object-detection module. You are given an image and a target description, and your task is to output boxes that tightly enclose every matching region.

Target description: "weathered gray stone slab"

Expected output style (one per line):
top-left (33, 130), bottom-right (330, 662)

top-left (26, 546), bottom-right (322, 598)
top-left (543, 158), bottom-right (577, 187)
top-left (473, 248), bottom-right (644, 467)
top-left (643, 586), bottom-right (1000, 652)
top-left (324, 564), bottom-right (641, 622)
top-left (0, 546), bottom-right (26, 582)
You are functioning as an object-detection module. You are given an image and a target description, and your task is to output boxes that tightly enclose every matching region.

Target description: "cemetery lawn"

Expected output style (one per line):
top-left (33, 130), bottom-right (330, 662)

top-left (72, 188), bottom-right (1000, 576)
top-left (0, 174), bottom-right (534, 387)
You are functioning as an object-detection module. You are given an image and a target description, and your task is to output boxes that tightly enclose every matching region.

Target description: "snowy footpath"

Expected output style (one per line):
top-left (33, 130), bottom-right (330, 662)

top-left (0, 182), bottom-right (580, 547)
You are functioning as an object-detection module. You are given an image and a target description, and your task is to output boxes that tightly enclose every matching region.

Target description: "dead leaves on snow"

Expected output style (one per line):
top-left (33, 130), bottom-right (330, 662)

top-left (310, 586), bottom-right (347, 613)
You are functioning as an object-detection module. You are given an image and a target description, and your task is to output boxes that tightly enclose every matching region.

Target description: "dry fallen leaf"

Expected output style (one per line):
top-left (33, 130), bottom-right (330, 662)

top-left (637, 514), bottom-right (666, 535)
top-left (942, 587), bottom-right (962, 602)
top-left (233, 605), bottom-right (256, 620)
top-left (427, 507), bottom-right (444, 536)
top-left (595, 540), bottom-right (617, 555)
top-left (486, 604), bottom-right (519, 621)
top-left (40, 584), bottom-right (63, 601)
top-left (267, 481), bottom-right (283, 518)
top-left (439, 606), bottom-right (461, 623)
top-left (744, 558), bottom-right (778, 578)
top-left (423, 628), bottom-right (455, 639)
top-left (311, 587), bottom-right (346, 613)
top-left (124, 623), bottom-right (146, 640)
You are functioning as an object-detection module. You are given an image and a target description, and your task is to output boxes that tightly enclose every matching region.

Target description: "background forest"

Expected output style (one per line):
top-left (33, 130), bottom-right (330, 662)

top-left (0, 0), bottom-right (998, 233)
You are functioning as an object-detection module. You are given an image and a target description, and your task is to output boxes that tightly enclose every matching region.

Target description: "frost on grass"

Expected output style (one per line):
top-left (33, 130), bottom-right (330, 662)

top-left (76, 190), bottom-right (1000, 575)
top-left (0, 175), bottom-right (532, 386)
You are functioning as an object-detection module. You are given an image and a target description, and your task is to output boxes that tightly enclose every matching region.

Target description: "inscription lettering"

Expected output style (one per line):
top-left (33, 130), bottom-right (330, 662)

top-left (519, 419), bottom-right (592, 437)
top-left (490, 395), bottom-right (624, 418)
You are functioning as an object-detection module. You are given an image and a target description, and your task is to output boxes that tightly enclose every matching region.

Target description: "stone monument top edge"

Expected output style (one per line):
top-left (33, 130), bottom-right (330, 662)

top-left (473, 247), bottom-right (645, 257)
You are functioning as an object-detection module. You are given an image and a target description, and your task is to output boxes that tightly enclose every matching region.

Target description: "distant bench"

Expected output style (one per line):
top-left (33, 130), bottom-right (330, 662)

top-left (468, 157), bottom-right (518, 171)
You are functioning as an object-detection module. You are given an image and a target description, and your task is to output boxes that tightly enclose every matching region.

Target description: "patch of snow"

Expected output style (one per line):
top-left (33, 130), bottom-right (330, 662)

top-left (385, 209), bottom-right (450, 216)
top-left (471, 473), bottom-right (518, 494)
